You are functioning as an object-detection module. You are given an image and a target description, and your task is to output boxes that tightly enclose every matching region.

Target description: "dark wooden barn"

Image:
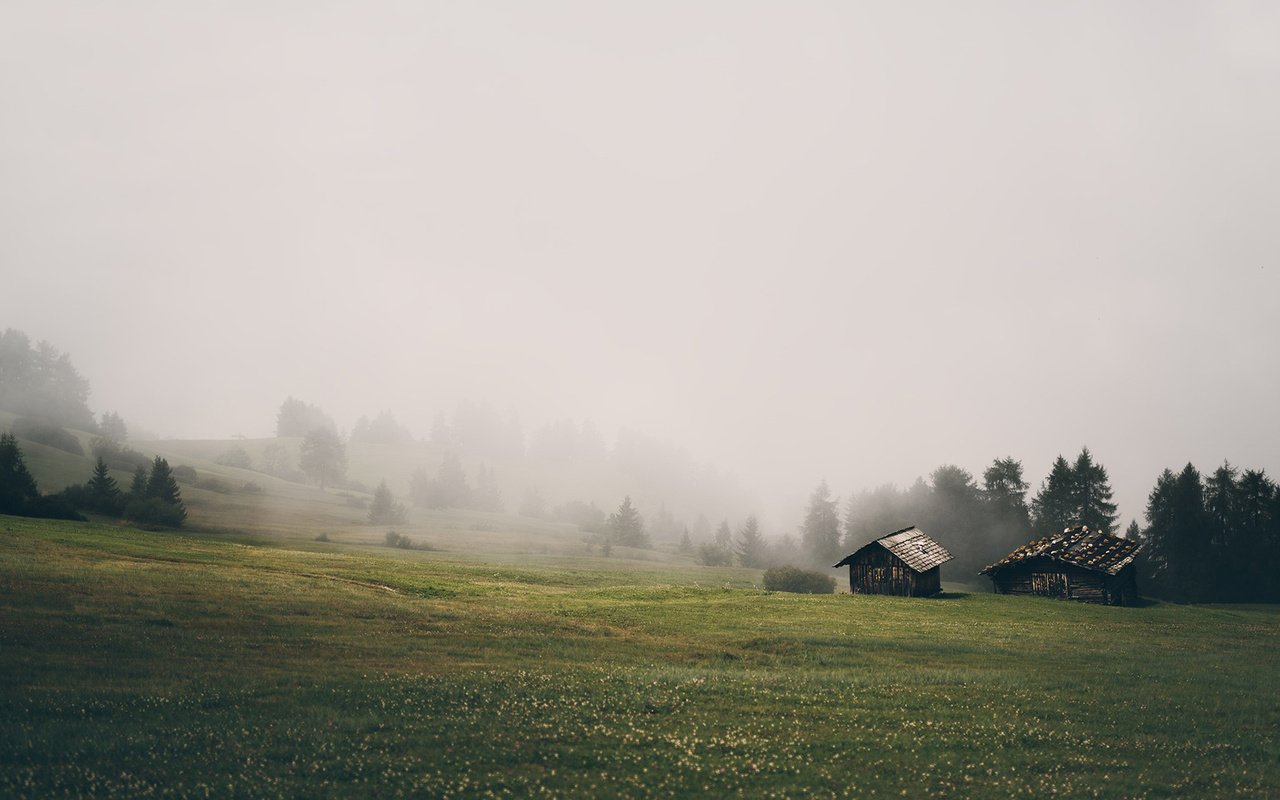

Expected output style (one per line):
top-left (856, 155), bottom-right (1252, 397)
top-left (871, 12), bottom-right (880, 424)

top-left (833, 526), bottom-right (954, 597)
top-left (980, 525), bottom-right (1141, 605)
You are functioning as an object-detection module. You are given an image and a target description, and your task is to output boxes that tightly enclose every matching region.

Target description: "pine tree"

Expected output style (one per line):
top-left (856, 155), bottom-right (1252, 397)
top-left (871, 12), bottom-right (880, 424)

top-left (0, 432), bottom-right (39, 515)
top-left (368, 480), bottom-right (407, 525)
top-left (1072, 448), bottom-right (1119, 532)
top-left (1031, 456), bottom-right (1076, 533)
top-left (801, 481), bottom-right (841, 565)
top-left (607, 496), bottom-right (649, 548)
top-left (735, 515), bottom-right (766, 568)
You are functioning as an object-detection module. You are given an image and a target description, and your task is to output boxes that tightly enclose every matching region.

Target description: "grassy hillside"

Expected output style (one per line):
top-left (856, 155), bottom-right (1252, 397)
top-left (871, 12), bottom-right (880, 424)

top-left (2, 517), bottom-right (1277, 798)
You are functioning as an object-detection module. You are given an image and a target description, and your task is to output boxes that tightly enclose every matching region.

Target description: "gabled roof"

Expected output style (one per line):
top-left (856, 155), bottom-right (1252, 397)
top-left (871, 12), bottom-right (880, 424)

top-left (833, 526), bottom-right (954, 573)
top-left (980, 525), bottom-right (1142, 576)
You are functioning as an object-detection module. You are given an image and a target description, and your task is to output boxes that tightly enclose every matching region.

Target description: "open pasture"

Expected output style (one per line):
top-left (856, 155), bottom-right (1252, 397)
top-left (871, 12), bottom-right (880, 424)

top-left (2, 517), bottom-right (1278, 798)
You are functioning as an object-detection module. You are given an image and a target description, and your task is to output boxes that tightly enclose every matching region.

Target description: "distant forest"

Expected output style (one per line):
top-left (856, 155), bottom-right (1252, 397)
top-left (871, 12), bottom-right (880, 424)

top-left (3, 326), bottom-right (1277, 604)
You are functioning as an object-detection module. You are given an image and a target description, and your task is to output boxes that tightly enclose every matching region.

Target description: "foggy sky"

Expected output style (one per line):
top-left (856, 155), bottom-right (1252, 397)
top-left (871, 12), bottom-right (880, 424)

top-left (2, 1), bottom-right (1278, 530)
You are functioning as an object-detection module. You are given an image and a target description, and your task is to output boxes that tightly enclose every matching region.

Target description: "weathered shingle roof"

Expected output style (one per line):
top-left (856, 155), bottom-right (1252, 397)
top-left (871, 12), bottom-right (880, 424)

top-left (980, 525), bottom-right (1142, 576)
top-left (833, 526), bottom-right (954, 573)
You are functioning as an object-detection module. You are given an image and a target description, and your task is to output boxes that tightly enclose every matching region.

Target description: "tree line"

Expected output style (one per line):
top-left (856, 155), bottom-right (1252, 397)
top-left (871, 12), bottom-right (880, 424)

top-left (1137, 462), bottom-right (1280, 603)
top-left (803, 449), bottom-right (1119, 580)
top-left (1, 433), bottom-right (186, 527)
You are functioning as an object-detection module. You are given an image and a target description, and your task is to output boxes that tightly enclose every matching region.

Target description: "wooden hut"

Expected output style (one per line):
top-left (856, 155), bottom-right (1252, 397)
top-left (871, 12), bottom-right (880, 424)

top-left (833, 526), bottom-right (953, 597)
top-left (980, 525), bottom-right (1141, 605)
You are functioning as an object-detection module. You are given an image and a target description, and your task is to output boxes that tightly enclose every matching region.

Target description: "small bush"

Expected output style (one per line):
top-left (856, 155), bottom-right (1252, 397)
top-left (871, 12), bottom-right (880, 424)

top-left (241, 481), bottom-right (263, 494)
top-left (195, 478), bottom-right (231, 494)
top-left (12, 418), bottom-right (84, 455)
top-left (171, 465), bottom-right (198, 483)
top-left (762, 566), bottom-right (836, 595)
top-left (315, 532), bottom-right (330, 542)
top-left (215, 446), bottom-right (253, 469)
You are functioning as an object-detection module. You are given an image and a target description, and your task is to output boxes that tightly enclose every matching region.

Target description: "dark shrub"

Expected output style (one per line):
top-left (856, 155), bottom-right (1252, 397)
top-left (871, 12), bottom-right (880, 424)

top-left (195, 478), bottom-right (231, 494)
top-left (11, 418), bottom-right (84, 455)
top-left (92, 439), bottom-right (152, 471)
top-left (25, 494), bottom-right (87, 521)
top-left (241, 481), bottom-right (263, 494)
top-left (171, 465), bottom-right (197, 483)
top-left (125, 497), bottom-right (187, 528)
top-left (762, 566), bottom-right (836, 594)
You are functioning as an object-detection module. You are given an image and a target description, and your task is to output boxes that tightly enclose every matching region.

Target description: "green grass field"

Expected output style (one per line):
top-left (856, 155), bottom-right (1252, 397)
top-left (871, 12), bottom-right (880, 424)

top-left (2, 513), bottom-right (1278, 798)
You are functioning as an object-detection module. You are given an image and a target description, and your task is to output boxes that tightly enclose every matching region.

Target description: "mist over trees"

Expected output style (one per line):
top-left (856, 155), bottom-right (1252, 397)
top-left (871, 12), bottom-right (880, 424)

top-left (299, 427), bottom-right (346, 490)
top-left (276, 397), bottom-right (336, 438)
top-left (0, 329), bottom-right (94, 431)
top-left (832, 450), bottom-right (1120, 580)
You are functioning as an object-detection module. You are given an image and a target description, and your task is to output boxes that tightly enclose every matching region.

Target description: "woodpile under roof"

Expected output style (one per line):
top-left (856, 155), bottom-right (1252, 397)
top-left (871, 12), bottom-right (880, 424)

top-left (980, 525), bottom-right (1142, 576)
top-left (834, 526), bottom-right (954, 573)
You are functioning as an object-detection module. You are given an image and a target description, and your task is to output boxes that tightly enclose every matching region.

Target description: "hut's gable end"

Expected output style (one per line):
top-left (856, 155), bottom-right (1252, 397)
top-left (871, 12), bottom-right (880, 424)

top-left (833, 527), bottom-right (951, 598)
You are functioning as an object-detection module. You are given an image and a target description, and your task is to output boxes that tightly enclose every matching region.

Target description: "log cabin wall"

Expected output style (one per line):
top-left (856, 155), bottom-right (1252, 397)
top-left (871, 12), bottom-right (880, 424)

top-left (989, 557), bottom-right (1137, 605)
top-left (847, 549), bottom-right (941, 596)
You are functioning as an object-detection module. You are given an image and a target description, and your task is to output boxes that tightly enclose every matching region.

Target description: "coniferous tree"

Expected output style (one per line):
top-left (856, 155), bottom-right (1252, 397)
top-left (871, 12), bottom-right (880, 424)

top-left (1072, 448), bottom-right (1119, 532)
top-left (714, 520), bottom-right (732, 549)
top-left (87, 456), bottom-right (123, 515)
top-left (368, 480), bottom-right (407, 525)
top-left (0, 432), bottom-right (39, 515)
top-left (434, 451), bottom-right (470, 509)
top-left (129, 465), bottom-right (149, 498)
top-left (1032, 456), bottom-right (1077, 533)
top-left (98, 411), bottom-right (128, 443)
top-left (678, 526), bottom-right (692, 554)
top-left (981, 457), bottom-right (1034, 569)
top-left (607, 496), bottom-right (649, 548)
top-left (146, 457), bottom-right (186, 522)
top-left (299, 427), bottom-right (346, 491)
top-left (735, 515), bottom-right (766, 568)
top-left (473, 464), bottom-right (503, 512)
top-left (801, 480), bottom-right (841, 566)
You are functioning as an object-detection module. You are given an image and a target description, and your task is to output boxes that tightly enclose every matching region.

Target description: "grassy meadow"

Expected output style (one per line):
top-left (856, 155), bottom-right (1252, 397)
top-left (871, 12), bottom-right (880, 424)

top-left (2, 509), bottom-right (1279, 798)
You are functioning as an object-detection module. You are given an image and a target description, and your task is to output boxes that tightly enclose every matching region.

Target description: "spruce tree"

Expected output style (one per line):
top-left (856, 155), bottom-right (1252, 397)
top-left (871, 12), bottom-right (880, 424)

top-left (1031, 456), bottom-right (1076, 533)
top-left (607, 496), bottom-right (648, 548)
top-left (735, 515), bottom-right (766, 568)
top-left (714, 520), bottom-right (732, 549)
top-left (129, 465), bottom-right (149, 498)
top-left (0, 432), bottom-right (40, 515)
top-left (1072, 448), bottom-right (1119, 532)
top-left (801, 481), bottom-right (841, 565)
top-left (145, 456), bottom-right (187, 524)
top-left (87, 456), bottom-right (123, 514)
